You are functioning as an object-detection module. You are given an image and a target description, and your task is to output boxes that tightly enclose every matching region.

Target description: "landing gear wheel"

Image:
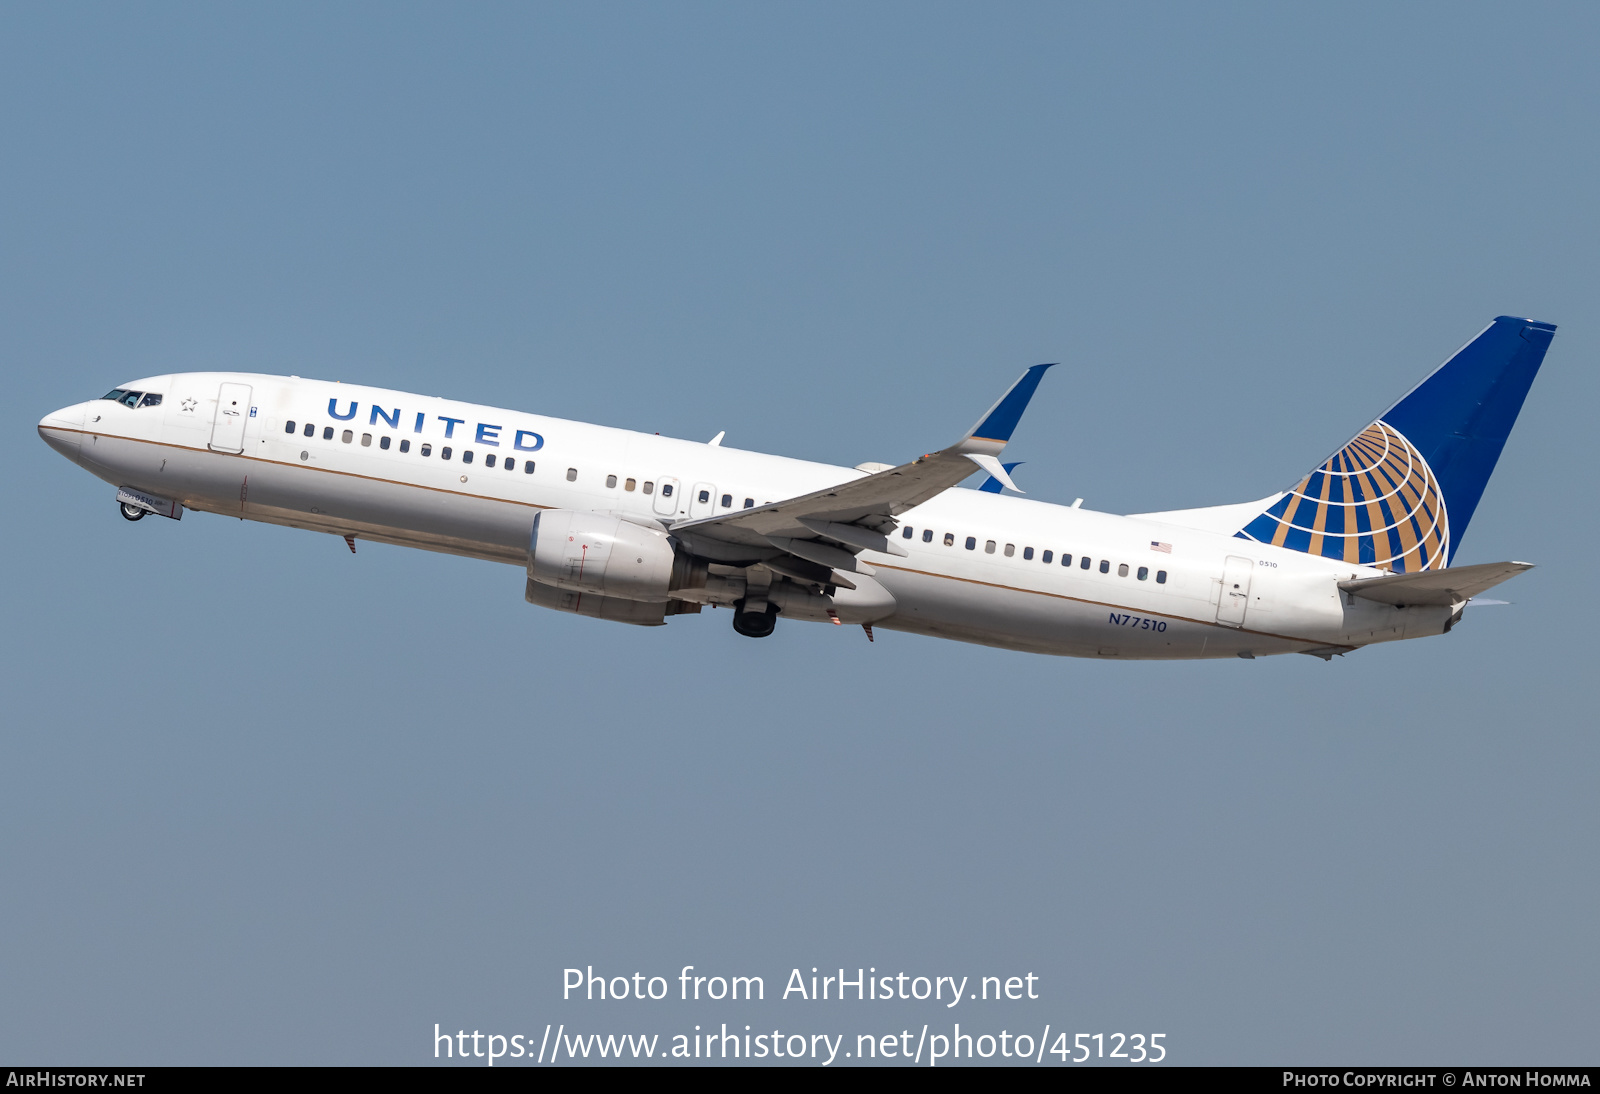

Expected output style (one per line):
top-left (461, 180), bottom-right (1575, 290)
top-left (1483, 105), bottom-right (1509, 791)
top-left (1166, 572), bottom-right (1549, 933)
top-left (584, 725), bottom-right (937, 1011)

top-left (732, 602), bottom-right (778, 639)
top-left (120, 502), bottom-right (147, 522)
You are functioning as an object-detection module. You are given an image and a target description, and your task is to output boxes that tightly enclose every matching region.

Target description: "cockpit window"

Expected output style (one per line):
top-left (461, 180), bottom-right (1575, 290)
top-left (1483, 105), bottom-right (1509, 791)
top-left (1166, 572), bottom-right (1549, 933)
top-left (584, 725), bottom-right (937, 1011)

top-left (101, 389), bottom-right (160, 407)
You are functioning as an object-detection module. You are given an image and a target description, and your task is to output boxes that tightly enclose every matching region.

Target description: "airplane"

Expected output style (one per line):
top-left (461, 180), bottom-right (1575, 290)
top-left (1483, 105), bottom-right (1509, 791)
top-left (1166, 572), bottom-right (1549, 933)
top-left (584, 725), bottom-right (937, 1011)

top-left (37, 315), bottom-right (1554, 661)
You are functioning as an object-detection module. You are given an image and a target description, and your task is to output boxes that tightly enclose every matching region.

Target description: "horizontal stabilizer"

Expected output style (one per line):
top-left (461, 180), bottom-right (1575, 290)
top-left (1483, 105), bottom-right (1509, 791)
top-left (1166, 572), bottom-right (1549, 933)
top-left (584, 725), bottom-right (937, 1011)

top-left (1338, 560), bottom-right (1533, 606)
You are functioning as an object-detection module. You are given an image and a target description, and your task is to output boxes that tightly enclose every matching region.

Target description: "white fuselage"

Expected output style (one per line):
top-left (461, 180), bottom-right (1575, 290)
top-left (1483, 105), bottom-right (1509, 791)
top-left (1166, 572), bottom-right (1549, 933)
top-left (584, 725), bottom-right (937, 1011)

top-left (39, 372), bottom-right (1454, 659)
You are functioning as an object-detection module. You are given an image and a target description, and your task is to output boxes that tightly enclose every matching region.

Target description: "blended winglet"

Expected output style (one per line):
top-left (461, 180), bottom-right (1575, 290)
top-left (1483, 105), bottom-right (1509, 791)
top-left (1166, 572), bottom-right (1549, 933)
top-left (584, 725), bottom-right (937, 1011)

top-left (968, 454), bottom-right (1024, 494)
top-left (978, 460), bottom-right (1024, 494)
top-left (963, 364), bottom-right (1053, 452)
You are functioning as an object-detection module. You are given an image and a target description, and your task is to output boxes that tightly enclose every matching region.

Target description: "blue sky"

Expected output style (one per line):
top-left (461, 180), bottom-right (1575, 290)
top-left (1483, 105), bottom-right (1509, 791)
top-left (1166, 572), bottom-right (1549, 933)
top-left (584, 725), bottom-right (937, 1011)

top-left (2, 2), bottom-right (1597, 1064)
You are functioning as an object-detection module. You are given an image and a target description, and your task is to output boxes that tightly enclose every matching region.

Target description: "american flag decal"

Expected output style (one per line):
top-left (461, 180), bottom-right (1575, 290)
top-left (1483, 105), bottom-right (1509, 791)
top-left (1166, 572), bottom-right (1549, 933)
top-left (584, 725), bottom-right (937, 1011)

top-left (1150, 541), bottom-right (1171, 553)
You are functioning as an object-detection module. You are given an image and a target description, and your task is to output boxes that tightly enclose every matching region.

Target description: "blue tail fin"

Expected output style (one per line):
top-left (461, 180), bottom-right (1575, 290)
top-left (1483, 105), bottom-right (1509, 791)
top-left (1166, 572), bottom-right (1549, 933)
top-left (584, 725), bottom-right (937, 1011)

top-left (1236, 316), bottom-right (1555, 571)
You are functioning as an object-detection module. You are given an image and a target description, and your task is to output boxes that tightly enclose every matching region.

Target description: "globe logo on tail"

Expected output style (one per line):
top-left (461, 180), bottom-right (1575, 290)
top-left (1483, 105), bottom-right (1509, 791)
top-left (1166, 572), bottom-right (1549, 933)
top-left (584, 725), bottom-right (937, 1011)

top-left (1237, 421), bottom-right (1449, 572)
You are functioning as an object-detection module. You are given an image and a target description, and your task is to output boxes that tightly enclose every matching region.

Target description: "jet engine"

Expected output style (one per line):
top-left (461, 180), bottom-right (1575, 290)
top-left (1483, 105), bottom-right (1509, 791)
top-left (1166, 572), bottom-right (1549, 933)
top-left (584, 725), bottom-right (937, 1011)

top-left (528, 510), bottom-right (678, 602)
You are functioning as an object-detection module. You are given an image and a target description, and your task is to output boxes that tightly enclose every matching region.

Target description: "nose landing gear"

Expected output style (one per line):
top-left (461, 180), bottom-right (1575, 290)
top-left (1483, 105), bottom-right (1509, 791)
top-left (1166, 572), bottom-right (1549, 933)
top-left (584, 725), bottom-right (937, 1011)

top-left (119, 502), bottom-right (147, 521)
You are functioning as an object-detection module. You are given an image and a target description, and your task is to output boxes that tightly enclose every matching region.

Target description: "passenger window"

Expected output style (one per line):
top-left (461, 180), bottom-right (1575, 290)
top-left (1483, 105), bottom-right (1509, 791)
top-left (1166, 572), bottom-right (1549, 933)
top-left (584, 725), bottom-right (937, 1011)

top-left (1041, 550), bottom-right (1052, 563)
top-left (643, 481), bottom-right (654, 494)
top-left (1118, 563), bottom-right (1129, 577)
top-left (285, 421), bottom-right (297, 433)
top-left (139, 393), bottom-right (162, 408)
top-left (606, 474), bottom-right (617, 488)
top-left (965, 536), bottom-right (977, 550)
top-left (399, 439), bottom-right (410, 453)
top-left (924, 529), bottom-right (934, 543)
top-left (485, 454), bottom-right (496, 468)
top-left (697, 489), bottom-right (710, 503)
top-left (1099, 560), bottom-right (1110, 574)
top-left (420, 443), bottom-right (432, 456)
top-left (721, 494), bottom-right (732, 508)
top-left (323, 426), bottom-right (334, 440)
top-left (1023, 547), bottom-right (1033, 560)
top-left (462, 450), bottom-right (473, 464)
top-left (1004, 544), bottom-right (1015, 557)
top-left (342, 430), bottom-right (354, 443)
top-left (1137, 566), bottom-right (1149, 580)
top-left (744, 498), bottom-right (754, 508)
top-left (985, 540), bottom-right (996, 554)
top-left (1081, 556), bottom-right (1091, 570)
top-left (380, 436), bottom-right (391, 450)
top-left (442, 447), bottom-right (452, 460)
top-left (524, 461), bottom-right (536, 474)
top-left (625, 478), bottom-right (636, 492)
top-left (1156, 570), bottom-right (1168, 584)
top-left (566, 468), bottom-right (578, 482)
top-left (503, 458), bottom-right (515, 471)
top-left (902, 526), bottom-right (914, 539)
top-left (361, 433), bottom-right (372, 447)
top-left (943, 533), bottom-right (955, 546)
top-left (661, 483), bottom-right (673, 496)
top-left (1061, 553), bottom-right (1071, 566)
top-left (304, 423), bottom-right (315, 437)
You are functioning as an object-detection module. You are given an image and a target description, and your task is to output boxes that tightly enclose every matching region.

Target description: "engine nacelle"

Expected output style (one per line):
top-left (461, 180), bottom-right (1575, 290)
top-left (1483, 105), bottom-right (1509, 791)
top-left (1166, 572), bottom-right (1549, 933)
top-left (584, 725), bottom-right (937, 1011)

top-left (528, 510), bottom-right (676, 602)
top-left (525, 578), bottom-right (674, 627)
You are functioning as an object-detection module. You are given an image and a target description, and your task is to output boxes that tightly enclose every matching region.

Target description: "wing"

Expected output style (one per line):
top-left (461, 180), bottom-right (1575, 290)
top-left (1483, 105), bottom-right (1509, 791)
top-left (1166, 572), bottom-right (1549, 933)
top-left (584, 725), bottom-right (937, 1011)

top-left (670, 364), bottom-right (1053, 579)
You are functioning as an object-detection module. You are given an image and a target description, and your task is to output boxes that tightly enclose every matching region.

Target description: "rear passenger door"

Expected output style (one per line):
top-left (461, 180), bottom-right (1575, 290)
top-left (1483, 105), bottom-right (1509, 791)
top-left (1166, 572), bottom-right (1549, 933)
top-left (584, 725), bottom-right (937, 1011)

top-left (1216, 555), bottom-right (1254, 627)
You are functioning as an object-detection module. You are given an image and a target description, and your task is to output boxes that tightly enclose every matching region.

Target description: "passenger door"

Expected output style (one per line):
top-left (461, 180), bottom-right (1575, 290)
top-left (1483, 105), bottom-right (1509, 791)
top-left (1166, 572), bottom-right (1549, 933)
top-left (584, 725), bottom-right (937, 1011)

top-left (652, 476), bottom-right (681, 517)
top-left (209, 382), bottom-right (252, 453)
top-left (1216, 555), bottom-right (1254, 627)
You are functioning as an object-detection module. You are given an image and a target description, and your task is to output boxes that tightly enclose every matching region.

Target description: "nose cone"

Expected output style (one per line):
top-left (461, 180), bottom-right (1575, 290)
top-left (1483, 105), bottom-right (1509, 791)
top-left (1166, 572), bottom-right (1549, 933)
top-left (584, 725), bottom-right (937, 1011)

top-left (39, 404), bottom-right (84, 456)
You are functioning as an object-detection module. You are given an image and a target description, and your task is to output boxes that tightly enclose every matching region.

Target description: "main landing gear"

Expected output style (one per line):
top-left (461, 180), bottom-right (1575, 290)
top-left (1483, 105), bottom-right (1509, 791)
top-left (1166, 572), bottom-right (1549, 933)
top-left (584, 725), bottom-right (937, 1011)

top-left (732, 600), bottom-right (778, 639)
top-left (120, 502), bottom-right (146, 521)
